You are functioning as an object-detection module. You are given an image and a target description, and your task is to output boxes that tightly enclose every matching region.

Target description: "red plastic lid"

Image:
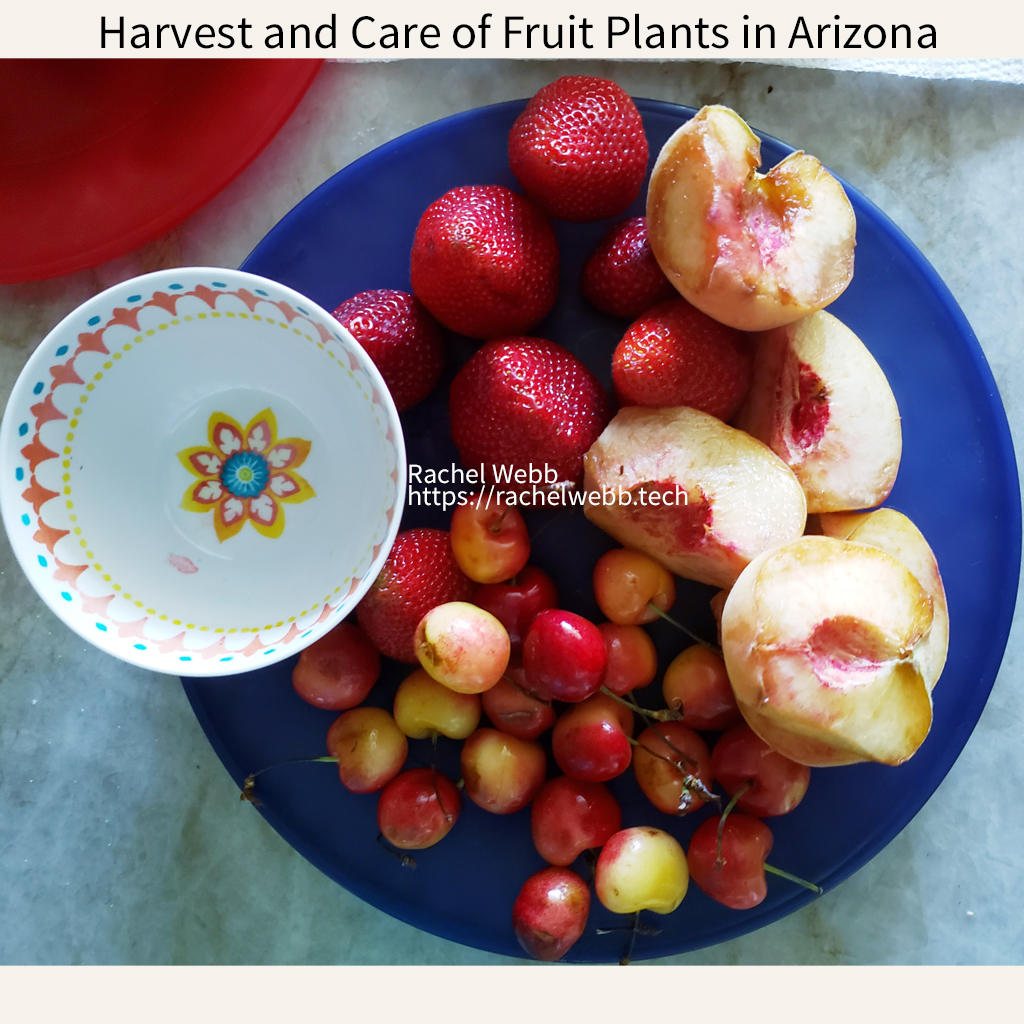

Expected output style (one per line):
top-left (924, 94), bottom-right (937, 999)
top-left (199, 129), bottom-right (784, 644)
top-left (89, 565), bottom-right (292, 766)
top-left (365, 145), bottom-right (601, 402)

top-left (0, 59), bottom-right (323, 284)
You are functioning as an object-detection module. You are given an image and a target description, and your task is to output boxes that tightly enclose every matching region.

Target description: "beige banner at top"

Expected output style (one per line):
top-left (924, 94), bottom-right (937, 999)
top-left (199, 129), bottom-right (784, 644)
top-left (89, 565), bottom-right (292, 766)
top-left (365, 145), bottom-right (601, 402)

top-left (2, 2), bottom-right (1022, 59)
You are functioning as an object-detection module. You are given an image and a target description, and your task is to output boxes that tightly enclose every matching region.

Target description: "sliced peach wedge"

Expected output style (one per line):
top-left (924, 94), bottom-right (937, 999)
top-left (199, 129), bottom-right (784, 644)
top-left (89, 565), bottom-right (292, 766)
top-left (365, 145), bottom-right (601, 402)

top-left (817, 508), bottom-right (948, 692)
top-left (736, 310), bottom-right (902, 513)
top-left (647, 105), bottom-right (856, 332)
top-left (721, 535), bottom-right (936, 767)
top-left (582, 406), bottom-right (807, 589)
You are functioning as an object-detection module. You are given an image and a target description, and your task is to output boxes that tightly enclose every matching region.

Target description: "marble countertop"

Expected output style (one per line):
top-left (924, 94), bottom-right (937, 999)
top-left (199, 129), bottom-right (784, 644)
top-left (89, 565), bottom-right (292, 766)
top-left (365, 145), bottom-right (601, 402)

top-left (1, 59), bottom-right (1022, 966)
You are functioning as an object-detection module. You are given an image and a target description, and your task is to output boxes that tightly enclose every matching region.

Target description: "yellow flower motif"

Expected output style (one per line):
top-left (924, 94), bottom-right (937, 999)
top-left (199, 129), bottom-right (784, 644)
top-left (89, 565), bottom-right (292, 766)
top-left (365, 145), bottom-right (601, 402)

top-left (178, 408), bottom-right (314, 542)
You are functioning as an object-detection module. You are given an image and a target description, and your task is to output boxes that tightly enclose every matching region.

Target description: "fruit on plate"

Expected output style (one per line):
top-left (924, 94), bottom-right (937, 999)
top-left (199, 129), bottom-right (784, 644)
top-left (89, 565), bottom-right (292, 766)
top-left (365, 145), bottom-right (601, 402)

top-left (291, 621), bottom-right (381, 711)
top-left (592, 547), bottom-right (675, 626)
top-left (523, 609), bottom-right (608, 703)
top-left (410, 185), bottom-right (559, 339)
top-left (450, 492), bottom-right (530, 584)
top-left (720, 535), bottom-right (935, 767)
top-left (552, 692), bottom-right (633, 783)
top-left (326, 707), bottom-right (408, 794)
top-left (711, 722), bottom-right (811, 817)
top-left (472, 565), bottom-right (559, 655)
top-left (480, 661), bottom-right (556, 740)
top-left (686, 814), bottom-right (774, 910)
top-left (392, 667), bottom-right (482, 740)
top-left (330, 289), bottom-right (444, 412)
top-left (598, 622), bottom-right (658, 696)
top-left (508, 76), bottom-right (648, 223)
top-left (530, 775), bottom-right (622, 867)
top-left (595, 826), bottom-right (689, 915)
top-left (611, 297), bottom-right (753, 420)
top-left (661, 645), bottom-right (741, 731)
top-left (647, 105), bottom-right (856, 332)
top-left (414, 601), bottom-right (510, 694)
top-left (581, 216), bottom-right (675, 319)
top-left (735, 310), bottom-right (901, 512)
top-left (377, 767), bottom-right (462, 850)
top-left (512, 866), bottom-right (591, 962)
top-left (817, 507), bottom-right (948, 691)
top-left (583, 406), bottom-right (807, 589)
top-left (356, 528), bottom-right (474, 663)
top-left (449, 337), bottom-right (611, 488)
top-left (460, 728), bottom-right (547, 814)
top-left (632, 722), bottom-right (713, 816)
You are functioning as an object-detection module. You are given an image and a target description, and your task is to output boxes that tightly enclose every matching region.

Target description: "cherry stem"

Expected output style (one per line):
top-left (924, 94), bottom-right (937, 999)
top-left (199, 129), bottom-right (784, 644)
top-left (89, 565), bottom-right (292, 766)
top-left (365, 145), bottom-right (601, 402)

top-left (645, 603), bottom-right (720, 651)
top-left (600, 685), bottom-right (680, 722)
top-left (714, 781), bottom-right (753, 871)
top-left (488, 509), bottom-right (510, 533)
top-left (764, 863), bottom-right (823, 894)
top-left (625, 736), bottom-right (718, 808)
top-left (240, 756), bottom-right (339, 805)
top-left (376, 832), bottom-right (417, 869)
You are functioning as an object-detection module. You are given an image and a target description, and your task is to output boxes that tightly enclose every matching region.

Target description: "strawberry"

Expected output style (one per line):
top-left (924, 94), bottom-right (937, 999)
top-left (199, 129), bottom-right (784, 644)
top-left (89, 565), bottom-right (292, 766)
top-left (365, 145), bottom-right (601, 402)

top-left (612, 298), bottom-right (753, 421)
top-left (356, 528), bottom-right (474, 663)
top-left (449, 337), bottom-right (611, 489)
top-left (331, 289), bottom-right (444, 412)
top-left (581, 217), bottom-right (676, 320)
top-left (508, 76), bottom-right (648, 223)
top-left (410, 185), bottom-right (559, 340)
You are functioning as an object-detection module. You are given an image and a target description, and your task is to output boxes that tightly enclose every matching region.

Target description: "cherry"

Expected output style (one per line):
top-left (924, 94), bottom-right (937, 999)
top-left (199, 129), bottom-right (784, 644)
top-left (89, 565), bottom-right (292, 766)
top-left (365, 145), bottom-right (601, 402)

top-left (711, 722), bottom-right (811, 817)
top-left (392, 667), bottom-right (481, 741)
top-left (414, 601), bottom-right (510, 693)
top-left (451, 492), bottom-right (531, 584)
top-left (530, 775), bottom-right (622, 866)
top-left (523, 609), bottom-right (608, 703)
top-left (599, 622), bottom-right (658, 696)
top-left (377, 767), bottom-right (461, 850)
top-left (512, 866), bottom-right (590, 962)
top-left (595, 826), bottom-right (689, 915)
top-left (662, 645), bottom-right (741, 730)
top-left (481, 660), bottom-right (556, 740)
top-left (593, 548), bottom-right (675, 626)
top-left (472, 565), bottom-right (559, 655)
top-left (292, 621), bottom-right (380, 710)
top-left (325, 707), bottom-right (408, 794)
top-left (461, 728), bottom-right (547, 814)
top-left (686, 813), bottom-right (773, 910)
top-left (632, 722), bottom-right (713, 816)
top-left (552, 692), bottom-right (633, 783)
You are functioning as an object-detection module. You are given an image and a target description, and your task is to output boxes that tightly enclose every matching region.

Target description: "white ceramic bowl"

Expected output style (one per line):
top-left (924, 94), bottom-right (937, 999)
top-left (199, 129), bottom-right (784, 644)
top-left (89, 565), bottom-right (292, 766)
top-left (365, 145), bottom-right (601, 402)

top-left (0, 268), bottom-right (406, 676)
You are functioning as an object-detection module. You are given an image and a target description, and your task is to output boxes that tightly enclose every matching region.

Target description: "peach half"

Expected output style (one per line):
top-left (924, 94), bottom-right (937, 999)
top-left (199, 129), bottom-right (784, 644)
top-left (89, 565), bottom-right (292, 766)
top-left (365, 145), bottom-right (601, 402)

top-left (721, 535), bottom-right (935, 767)
top-left (736, 310), bottom-right (902, 513)
top-left (582, 406), bottom-right (807, 589)
top-left (647, 105), bottom-right (856, 332)
top-left (817, 508), bottom-right (948, 692)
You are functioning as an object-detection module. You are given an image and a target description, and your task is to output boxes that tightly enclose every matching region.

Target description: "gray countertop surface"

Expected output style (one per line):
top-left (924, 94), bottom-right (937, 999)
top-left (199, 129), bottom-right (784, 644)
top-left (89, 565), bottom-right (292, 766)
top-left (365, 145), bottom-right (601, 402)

top-left (1, 59), bottom-right (1022, 965)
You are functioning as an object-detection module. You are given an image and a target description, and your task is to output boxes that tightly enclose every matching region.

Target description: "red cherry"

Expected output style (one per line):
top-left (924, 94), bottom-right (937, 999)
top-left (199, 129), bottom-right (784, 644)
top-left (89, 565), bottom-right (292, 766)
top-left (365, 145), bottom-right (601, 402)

top-left (472, 565), bottom-right (559, 655)
top-left (291, 621), bottom-right (380, 710)
top-left (552, 692), bottom-right (633, 783)
top-left (530, 775), bottom-right (622, 867)
top-left (481, 661), bottom-right (556, 741)
top-left (687, 814), bottom-right (774, 910)
top-left (523, 609), bottom-right (608, 703)
top-left (711, 723), bottom-right (811, 817)
top-left (632, 722), bottom-right (713, 816)
top-left (376, 767), bottom-right (461, 850)
top-left (512, 866), bottom-right (590, 962)
top-left (598, 622), bottom-right (658, 696)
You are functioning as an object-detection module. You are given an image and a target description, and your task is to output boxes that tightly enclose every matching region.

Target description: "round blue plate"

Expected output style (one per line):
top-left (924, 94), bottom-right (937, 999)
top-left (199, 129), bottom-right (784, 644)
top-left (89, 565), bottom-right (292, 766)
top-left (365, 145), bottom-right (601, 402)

top-left (182, 99), bottom-right (1021, 962)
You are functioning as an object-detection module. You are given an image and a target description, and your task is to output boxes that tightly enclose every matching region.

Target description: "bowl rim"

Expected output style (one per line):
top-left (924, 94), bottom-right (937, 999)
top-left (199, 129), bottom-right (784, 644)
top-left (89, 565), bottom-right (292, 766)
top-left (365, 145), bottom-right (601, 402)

top-left (0, 265), bottom-right (407, 678)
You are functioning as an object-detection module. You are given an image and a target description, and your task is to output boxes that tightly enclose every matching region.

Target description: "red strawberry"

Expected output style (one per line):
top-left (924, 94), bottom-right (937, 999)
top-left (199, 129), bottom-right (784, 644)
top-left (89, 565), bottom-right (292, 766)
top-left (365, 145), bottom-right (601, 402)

top-left (356, 528), bottom-right (474, 662)
top-left (410, 185), bottom-right (559, 340)
top-left (612, 298), bottom-right (753, 421)
top-left (449, 338), bottom-right (611, 489)
top-left (331, 289), bottom-right (443, 412)
top-left (508, 77), bottom-right (648, 223)
top-left (581, 217), bottom-right (676, 320)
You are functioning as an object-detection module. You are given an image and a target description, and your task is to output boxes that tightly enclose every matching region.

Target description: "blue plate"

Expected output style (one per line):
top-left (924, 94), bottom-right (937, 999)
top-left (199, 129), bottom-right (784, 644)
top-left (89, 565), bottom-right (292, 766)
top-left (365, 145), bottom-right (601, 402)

top-left (182, 99), bottom-right (1021, 962)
